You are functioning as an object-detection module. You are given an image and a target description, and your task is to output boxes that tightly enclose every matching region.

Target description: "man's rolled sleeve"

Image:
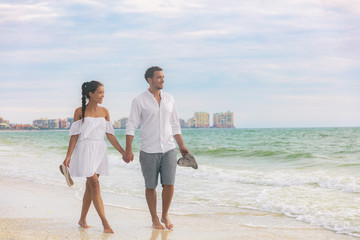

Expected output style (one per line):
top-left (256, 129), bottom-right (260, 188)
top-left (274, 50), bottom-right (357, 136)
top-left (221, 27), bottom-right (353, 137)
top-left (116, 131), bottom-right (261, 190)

top-left (126, 99), bottom-right (140, 136)
top-left (170, 103), bottom-right (181, 135)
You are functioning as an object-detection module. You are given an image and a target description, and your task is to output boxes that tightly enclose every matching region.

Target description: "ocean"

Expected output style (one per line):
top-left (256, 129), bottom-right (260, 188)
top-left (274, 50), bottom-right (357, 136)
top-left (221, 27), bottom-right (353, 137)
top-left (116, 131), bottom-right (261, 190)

top-left (0, 127), bottom-right (359, 237)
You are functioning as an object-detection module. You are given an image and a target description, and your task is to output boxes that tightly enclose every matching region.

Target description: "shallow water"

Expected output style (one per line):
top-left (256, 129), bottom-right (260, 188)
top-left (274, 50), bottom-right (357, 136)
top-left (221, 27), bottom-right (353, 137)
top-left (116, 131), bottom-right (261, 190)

top-left (0, 127), bottom-right (359, 237)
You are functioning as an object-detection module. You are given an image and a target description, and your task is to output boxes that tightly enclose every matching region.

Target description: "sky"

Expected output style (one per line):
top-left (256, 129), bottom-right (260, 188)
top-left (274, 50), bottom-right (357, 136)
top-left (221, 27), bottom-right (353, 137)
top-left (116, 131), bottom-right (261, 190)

top-left (0, 0), bottom-right (359, 128)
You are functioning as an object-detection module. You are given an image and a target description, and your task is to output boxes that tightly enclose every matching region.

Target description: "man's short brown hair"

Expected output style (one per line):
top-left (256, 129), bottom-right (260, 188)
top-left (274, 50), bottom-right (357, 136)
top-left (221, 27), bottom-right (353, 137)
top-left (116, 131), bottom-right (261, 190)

top-left (144, 66), bottom-right (163, 83)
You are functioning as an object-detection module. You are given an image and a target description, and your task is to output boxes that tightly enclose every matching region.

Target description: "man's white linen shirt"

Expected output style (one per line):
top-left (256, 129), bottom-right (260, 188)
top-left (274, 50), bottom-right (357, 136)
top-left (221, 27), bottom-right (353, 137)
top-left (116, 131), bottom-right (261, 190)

top-left (125, 90), bottom-right (182, 154)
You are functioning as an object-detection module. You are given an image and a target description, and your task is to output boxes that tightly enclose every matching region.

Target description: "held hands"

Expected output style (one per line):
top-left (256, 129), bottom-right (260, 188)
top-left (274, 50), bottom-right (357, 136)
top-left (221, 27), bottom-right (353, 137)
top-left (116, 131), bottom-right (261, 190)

top-left (122, 150), bottom-right (134, 163)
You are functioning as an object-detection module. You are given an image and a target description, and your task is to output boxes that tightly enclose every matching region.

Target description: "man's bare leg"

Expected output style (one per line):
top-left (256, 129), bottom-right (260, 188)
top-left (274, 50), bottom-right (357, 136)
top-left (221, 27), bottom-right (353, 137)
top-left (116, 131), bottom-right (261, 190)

top-left (161, 185), bottom-right (174, 229)
top-left (146, 188), bottom-right (165, 229)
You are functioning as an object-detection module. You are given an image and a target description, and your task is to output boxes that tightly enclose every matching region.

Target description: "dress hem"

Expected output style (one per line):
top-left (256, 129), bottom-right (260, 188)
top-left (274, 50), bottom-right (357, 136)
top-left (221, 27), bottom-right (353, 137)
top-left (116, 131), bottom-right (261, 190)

top-left (69, 172), bottom-right (109, 178)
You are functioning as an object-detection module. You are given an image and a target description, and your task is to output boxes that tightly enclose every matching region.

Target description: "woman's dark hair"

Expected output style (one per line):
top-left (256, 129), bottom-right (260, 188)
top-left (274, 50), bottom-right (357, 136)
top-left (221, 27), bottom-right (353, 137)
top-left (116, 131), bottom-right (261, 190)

top-left (81, 81), bottom-right (103, 121)
top-left (144, 66), bottom-right (163, 83)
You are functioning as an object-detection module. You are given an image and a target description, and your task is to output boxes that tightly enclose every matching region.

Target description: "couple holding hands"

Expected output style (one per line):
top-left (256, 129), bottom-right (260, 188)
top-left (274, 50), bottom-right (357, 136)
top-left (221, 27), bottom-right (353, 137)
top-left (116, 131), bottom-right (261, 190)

top-left (61, 66), bottom-right (191, 233)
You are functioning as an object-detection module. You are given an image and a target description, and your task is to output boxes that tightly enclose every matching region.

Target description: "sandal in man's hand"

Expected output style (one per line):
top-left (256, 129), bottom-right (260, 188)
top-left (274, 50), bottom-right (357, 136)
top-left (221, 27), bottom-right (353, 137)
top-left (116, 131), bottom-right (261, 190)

top-left (177, 153), bottom-right (198, 169)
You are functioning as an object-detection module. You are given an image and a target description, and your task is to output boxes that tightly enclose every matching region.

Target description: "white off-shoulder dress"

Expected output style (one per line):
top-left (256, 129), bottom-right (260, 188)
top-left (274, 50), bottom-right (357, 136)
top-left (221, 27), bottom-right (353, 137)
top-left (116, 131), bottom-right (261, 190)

top-left (68, 117), bottom-right (115, 177)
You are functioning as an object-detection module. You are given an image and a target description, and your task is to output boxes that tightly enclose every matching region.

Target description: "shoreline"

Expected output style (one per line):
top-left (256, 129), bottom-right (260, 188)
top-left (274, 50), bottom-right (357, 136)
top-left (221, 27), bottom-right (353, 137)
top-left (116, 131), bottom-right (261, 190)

top-left (1, 175), bottom-right (358, 240)
top-left (1, 126), bottom-right (360, 132)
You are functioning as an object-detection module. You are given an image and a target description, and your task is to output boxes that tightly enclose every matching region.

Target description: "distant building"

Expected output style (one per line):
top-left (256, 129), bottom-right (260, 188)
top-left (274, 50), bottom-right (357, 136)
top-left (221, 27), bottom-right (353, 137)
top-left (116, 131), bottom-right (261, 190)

top-left (48, 119), bottom-right (59, 129)
top-left (66, 117), bottom-right (74, 129)
top-left (187, 112), bottom-right (210, 128)
top-left (187, 118), bottom-right (195, 128)
top-left (67, 118), bottom-right (74, 128)
top-left (59, 119), bottom-right (68, 129)
top-left (114, 120), bottom-right (120, 129)
top-left (33, 118), bottom-right (49, 129)
top-left (0, 117), bottom-right (10, 129)
top-left (195, 112), bottom-right (210, 128)
top-left (179, 119), bottom-right (186, 128)
top-left (120, 117), bottom-right (128, 129)
top-left (213, 111), bottom-right (234, 128)
top-left (114, 117), bottom-right (128, 129)
top-left (11, 124), bottom-right (34, 130)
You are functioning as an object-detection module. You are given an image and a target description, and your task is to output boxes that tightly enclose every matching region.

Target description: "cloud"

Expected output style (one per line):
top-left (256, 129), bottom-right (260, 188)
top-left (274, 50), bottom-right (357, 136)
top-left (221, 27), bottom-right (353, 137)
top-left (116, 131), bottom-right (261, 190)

top-left (0, 0), bottom-right (359, 127)
top-left (317, 0), bottom-right (360, 15)
top-left (110, 0), bottom-right (204, 15)
top-left (0, 2), bottom-right (60, 23)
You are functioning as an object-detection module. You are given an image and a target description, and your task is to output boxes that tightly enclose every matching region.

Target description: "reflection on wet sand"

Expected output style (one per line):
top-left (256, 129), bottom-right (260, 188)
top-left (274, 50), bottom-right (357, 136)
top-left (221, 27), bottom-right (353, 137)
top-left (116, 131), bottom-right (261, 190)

top-left (150, 229), bottom-right (173, 240)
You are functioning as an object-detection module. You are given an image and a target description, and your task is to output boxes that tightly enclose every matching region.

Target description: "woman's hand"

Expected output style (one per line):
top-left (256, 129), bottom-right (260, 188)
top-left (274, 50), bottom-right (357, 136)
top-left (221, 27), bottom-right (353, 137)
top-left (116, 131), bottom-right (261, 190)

top-left (63, 157), bottom-right (71, 168)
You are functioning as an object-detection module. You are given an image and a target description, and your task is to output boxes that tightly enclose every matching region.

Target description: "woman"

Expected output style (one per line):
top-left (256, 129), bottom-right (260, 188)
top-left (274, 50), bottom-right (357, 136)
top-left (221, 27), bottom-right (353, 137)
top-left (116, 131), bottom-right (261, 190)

top-left (62, 81), bottom-right (125, 233)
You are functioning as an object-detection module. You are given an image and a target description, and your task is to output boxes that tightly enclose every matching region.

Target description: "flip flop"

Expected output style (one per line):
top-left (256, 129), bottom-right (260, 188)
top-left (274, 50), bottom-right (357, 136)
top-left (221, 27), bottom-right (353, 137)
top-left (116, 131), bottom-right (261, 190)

top-left (59, 164), bottom-right (74, 187)
top-left (177, 153), bottom-right (198, 169)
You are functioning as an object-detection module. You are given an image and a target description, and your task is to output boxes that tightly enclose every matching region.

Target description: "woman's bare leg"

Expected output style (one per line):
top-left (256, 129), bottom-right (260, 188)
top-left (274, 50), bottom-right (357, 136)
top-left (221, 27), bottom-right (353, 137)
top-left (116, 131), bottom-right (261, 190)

top-left (87, 174), bottom-right (113, 233)
top-left (78, 179), bottom-right (92, 228)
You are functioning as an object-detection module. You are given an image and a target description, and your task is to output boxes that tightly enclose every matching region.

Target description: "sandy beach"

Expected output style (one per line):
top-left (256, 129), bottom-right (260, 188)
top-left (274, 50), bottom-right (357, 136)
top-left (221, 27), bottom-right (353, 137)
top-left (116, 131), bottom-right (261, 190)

top-left (0, 176), bottom-right (358, 240)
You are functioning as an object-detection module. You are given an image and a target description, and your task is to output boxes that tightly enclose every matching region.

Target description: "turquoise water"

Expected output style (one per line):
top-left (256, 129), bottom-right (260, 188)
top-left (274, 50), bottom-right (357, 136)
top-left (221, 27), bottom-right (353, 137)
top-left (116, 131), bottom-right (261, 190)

top-left (0, 128), bottom-right (360, 237)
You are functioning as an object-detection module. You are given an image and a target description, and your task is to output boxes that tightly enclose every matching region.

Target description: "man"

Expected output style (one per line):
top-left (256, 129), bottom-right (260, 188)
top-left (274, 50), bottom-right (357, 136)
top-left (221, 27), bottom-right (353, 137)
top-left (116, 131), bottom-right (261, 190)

top-left (123, 66), bottom-right (190, 230)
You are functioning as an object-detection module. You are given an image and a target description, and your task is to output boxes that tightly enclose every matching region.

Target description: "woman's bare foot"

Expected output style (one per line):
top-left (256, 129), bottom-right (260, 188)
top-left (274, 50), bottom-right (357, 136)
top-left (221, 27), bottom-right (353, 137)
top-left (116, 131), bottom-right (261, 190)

top-left (78, 219), bottom-right (90, 228)
top-left (152, 218), bottom-right (165, 230)
top-left (161, 216), bottom-right (174, 229)
top-left (103, 221), bottom-right (114, 233)
top-left (103, 227), bottom-right (114, 233)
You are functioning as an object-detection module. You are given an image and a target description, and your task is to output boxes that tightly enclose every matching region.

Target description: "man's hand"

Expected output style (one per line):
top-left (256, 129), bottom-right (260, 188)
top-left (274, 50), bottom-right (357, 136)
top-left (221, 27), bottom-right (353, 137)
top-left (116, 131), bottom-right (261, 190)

top-left (173, 134), bottom-right (190, 157)
top-left (123, 150), bottom-right (134, 163)
top-left (124, 135), bottom-right (135, 163)
top-left (179, 145), bottom-right (190, 157)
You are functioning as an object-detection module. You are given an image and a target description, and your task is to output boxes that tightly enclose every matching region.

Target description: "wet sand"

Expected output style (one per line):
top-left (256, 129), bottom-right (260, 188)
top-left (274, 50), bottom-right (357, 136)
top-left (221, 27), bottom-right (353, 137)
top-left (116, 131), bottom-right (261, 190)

top-left (0, 176), bottom-right (358, 240)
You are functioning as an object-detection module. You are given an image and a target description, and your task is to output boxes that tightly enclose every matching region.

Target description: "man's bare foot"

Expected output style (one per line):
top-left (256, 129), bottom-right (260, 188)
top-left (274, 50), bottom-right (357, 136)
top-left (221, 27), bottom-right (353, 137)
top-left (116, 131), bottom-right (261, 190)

top-left (152, 218), bottom-right (165, 230)
top-left (103, 221), bottom-right (114, 233)
top-left (161, 216), bottom-right (174, 229)
top-left (78, 219), bottom-right (90, 228)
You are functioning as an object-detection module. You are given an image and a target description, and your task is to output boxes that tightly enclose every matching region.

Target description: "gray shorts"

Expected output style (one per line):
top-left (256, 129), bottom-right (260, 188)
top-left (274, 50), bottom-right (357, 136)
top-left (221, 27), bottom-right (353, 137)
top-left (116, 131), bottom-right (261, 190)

top-left (139, 148), bottom-right (177, 189)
